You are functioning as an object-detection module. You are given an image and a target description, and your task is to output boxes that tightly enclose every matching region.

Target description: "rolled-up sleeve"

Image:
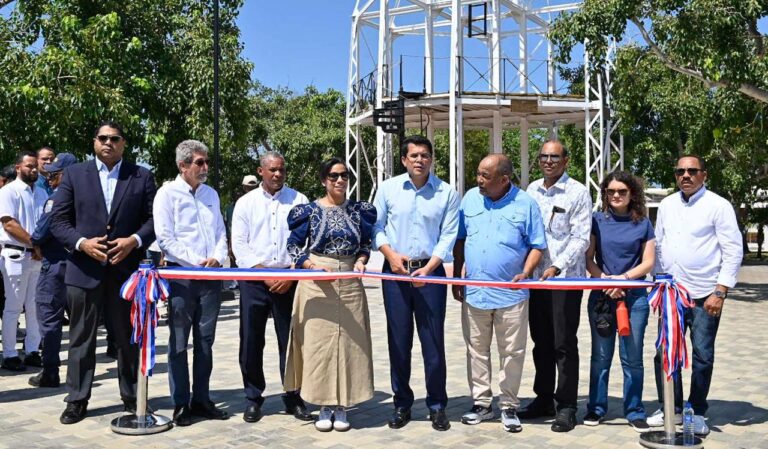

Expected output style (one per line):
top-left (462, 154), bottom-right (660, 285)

top-left (432, 188), bottom-right (460, 262)
top-left (372, 186), bottom-right (390, 249)
top-left (714, 202), bottom-right (743, 288)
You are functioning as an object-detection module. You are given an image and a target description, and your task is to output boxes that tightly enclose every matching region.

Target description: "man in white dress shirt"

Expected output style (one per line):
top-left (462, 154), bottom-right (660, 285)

top-left (231, 152), bottom-right (312, 423)
top-left (0, 151), bottom-right (46, 371)
top-left (154, 140), bottom-right (230, 426)
top-left (648, 155), bottom-right (743, 436)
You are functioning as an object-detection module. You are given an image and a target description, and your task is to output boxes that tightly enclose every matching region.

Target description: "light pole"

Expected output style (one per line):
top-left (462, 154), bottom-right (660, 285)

top-left (212, 0), bottom-right (221, 192)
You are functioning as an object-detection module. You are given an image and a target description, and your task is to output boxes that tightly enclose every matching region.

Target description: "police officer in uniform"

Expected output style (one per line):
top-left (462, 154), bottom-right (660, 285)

top-left (28, 153), bottom-right (78, 387)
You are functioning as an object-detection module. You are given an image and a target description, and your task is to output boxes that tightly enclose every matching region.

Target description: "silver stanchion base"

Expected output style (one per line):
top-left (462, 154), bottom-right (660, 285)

top-left (639, 431), bottom-right (703, 449)
top-left (110, 413), bottom-right (173, 435)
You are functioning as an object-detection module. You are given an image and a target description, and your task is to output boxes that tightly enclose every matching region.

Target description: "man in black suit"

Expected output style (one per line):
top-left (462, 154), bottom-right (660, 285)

top-left (51, 120), bottom-right (156, 424)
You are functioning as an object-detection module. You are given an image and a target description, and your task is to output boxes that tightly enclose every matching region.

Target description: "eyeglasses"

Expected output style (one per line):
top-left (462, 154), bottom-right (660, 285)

top-left (192, 158), bottom-right (210, 167)
top-left (96, 135), bottom-right (123, 144)
top-left (538, 154), bottom-right (562, 163)
top-left (327, 172), bottom-right (350, 181)
top-left (47, 172), bottom-right (61, 180)
top-left (674, 167), bottom-right (703, 177)
top-left (606, 188), bottom-right (629, 197)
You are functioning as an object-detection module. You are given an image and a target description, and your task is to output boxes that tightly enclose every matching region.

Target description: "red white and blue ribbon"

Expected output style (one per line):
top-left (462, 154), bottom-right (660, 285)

top-left (120, 263), bottom-right (170, 376)
top-left (157, 266), bottom-right (656, 290)
top-left (647, 274), bottom-right (695, 379)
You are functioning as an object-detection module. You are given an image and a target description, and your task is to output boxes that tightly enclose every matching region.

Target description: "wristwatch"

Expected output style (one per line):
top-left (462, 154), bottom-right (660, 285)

top-left (550, 266), bottom-right (562, 276)
top-left (713, 290), bottom-right (727, 299)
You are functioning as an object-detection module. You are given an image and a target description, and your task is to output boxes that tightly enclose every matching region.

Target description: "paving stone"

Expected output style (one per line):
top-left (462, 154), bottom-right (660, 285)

top-left (0, 266), bottom-right (766, 448)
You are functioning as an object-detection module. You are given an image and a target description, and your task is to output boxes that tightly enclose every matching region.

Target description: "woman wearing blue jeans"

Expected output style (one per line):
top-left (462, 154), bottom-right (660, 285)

top-left (584, 171), bottom-right (656, 432)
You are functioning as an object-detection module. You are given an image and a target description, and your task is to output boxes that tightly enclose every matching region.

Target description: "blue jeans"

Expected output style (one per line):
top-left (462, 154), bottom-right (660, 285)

top-left (587, 288), bottom-right (649, 421)
top-left (653, 295), bottom-right (720, 416)
top-left (167, 278), bottom-right (222, 406)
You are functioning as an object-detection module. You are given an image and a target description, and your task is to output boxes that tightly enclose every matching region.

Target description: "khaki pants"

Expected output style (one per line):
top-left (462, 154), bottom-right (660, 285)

top-left (462, 300), bottom-right (529, 409)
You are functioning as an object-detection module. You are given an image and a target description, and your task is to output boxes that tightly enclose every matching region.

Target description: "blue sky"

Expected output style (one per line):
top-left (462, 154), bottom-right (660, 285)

top-left (238, 1), bottom-right (354, 92)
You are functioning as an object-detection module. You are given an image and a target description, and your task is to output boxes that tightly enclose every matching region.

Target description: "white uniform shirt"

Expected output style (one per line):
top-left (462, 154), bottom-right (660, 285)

top-left (231, 185), bottom-right (308, 268)
top-left (526, 173), bottom-right (593, 278)
top-left (153, 176), bottom-right (228, 267)
top-left (0, 178), bottom-right (48, 247)
top-left (655, 186), bottom-right (743, 298)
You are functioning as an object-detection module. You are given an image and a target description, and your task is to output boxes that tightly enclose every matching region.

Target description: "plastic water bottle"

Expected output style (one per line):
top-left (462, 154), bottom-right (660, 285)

top-left (682, 402), bottom-right (695, 445)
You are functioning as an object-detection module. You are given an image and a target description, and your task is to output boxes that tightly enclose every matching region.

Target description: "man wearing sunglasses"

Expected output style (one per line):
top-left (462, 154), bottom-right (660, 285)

top-left (649, 155), bottom-right (742, 436)
top-left (521, 139), bottom-right (592, 432)
top-left (153, 140), bottom-right (229, 426)
top-left (51, 120), bottom-right (157, 424)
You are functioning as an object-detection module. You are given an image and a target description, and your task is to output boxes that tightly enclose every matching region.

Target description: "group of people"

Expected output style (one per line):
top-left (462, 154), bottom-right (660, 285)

top-left (0, 123), bottom-right (742, 438)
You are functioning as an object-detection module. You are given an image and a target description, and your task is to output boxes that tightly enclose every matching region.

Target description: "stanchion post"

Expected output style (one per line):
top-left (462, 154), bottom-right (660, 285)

top-left (111, 261), bottom-right (173, 435)
top-left (640, 276), bottom-right (703, 449)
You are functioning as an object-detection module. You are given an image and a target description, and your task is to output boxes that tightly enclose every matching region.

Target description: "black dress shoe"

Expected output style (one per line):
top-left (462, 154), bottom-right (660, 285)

top-left (28, 371), bottom-right (60, 388)
top-left (1, 356), bottom-right (25, 371)
top-left (429, 409), bottom-right (451, 431)
top-left (388, 407), bottom-right (411, 429)
top-left (173, 405), bottom-right (193, 426)
top-left (190, 400), bottom-right (229, 420)
top-left (284, 402), bottom-right (313, 421)
top-left (243, 404), bottom-right (263, 423)
top-left (551, 408), bottom-right (577, 432)
top-left (24, 351), bottom-right (43, 367)
top-left (60, 401), bottom-right (87, 425)
top-left (518, 398), bottom-right (556, 420)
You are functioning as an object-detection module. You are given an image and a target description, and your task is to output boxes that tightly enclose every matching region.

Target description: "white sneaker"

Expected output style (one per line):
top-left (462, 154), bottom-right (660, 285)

top-left (333, 406), bottom-right (350, 431)
top-left (315, 406), bottom-right (333, 432)
top-left (692, 415), bottom-right (710, 436)
top-left (647, 408), bottom-right (682, 427)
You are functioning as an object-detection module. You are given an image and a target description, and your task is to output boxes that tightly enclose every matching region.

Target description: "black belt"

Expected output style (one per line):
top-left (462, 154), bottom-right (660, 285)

top-left (3, 244), bottom-right (33, 253)
top-left (165, 261), bottom-right (181, 267)
top-left (406, 258), bottom-right (430, 272)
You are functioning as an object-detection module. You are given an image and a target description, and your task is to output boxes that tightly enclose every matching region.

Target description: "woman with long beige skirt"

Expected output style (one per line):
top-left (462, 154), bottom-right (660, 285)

top-left (285, 157), bottom-right (375, 432)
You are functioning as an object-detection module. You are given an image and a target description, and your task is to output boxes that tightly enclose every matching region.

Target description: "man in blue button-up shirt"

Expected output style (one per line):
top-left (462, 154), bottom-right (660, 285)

top-left (452, 154), bottom-right (546, 433)
top-left (373, 135), bottom-right (459, 431)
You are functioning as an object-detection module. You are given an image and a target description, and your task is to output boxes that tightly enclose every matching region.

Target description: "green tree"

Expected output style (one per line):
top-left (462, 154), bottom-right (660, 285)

top-left (0, 0), bottom-right (252, 186)
top-left (249, 85), bottom-right (348, 200)
top-left (550, 0), bottom-right (768, 104)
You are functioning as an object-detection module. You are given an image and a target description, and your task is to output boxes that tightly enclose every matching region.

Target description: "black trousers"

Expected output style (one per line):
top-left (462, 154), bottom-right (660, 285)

top-left (529, 289), bottom-right (582, 410)
top-left (238, 280), bottom-right (297, 406)
top-left (64, 270), bottom-right (137, 404)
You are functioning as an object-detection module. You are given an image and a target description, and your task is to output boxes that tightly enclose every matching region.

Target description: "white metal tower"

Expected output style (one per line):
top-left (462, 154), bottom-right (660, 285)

top-left (345, 0), bottom-right (622, 201)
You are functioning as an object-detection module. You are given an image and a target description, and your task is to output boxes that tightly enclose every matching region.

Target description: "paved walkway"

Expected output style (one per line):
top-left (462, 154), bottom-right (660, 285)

top-left (1, 266), bottom-right (767, 448)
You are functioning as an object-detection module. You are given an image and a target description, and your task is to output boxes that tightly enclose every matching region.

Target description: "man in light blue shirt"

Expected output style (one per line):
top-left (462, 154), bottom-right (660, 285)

top-left (452, 154), bottom-right (546, 433)
top-left (373, 135), bottom-right (459, 431)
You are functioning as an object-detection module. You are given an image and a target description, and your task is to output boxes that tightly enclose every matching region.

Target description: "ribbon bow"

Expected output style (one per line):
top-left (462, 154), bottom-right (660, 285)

top-left (120, 263), bottom-right (170, 376)
top-left (647, 274), bottom-right (695, 379)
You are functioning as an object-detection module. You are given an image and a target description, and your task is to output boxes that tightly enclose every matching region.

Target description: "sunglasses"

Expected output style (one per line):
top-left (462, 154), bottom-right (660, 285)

top-left (327, 172), bottom-right (350, 181)
top-left (191, 158), bottom-right (210, 167)
top-left (538, 154), bottom-right (562, 163)
top-left (47, 172), bottom-right (62, 180)
top-left (606, 188), bottom-right (629, 197)
top-left (674, 168), bottom-right (703, 177)
top-left (96, 135), bottom-right (123, 144)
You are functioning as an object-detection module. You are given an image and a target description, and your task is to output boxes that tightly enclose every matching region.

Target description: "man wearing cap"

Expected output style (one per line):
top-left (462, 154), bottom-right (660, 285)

top-left (0, 150), bottom-right (47, 371)
top-left (231, 152), bottom-right (312, 423)
top-left (28, 153), bottom-right (78, 387)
